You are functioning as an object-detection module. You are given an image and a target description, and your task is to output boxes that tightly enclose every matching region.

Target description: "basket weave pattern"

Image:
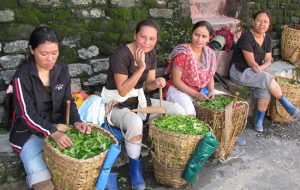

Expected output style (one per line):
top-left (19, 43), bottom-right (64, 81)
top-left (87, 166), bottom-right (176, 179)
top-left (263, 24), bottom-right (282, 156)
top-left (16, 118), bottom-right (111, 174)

top-left (149, 124), bottom-right (203, 188)
top-left (194, 94), bottom-right (248, 159)
top-left (281, 25), bottom-right (300, 64)
top-left (271, 77), bottom-right (300, 123)
top-left (43, 124), bottom-right (117, 190)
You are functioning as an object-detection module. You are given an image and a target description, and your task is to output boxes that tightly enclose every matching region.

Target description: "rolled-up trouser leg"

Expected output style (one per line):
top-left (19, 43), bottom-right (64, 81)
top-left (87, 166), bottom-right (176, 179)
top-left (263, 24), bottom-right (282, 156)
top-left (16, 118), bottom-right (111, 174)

top-left (111, 107), bottom-right (143, 159)
top-left (20, 135), bottom-right (52, 188)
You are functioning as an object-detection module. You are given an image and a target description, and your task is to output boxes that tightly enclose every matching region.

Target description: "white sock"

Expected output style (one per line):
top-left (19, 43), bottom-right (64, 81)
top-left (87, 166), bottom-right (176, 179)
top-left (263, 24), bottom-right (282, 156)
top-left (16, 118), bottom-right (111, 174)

top-left (125, 140), bottom-right (142, 160)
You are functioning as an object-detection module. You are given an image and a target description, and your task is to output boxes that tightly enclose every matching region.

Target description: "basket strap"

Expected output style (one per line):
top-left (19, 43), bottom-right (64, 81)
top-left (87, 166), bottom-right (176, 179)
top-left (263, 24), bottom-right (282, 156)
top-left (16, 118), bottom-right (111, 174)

top-left (219, 102), bottom-right (233, 159)
top-left (218, 101), bottom-right (249, 163)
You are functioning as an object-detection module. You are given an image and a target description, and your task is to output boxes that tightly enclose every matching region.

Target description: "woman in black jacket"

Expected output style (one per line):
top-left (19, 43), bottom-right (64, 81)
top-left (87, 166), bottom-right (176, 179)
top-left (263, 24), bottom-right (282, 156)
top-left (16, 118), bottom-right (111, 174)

top-left (9, 27), bottom-right (91, 190)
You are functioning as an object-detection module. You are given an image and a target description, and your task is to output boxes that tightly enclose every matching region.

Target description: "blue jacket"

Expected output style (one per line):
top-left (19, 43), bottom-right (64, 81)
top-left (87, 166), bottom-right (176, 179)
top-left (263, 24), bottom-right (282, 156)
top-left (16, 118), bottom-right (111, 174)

top-left (9, 57), bottom-right (81, 152)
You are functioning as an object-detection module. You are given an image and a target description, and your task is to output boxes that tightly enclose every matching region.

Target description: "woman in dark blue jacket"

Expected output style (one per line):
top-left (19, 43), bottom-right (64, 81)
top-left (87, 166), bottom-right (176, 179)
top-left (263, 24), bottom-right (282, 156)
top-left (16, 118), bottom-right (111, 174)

top-left (9, 27), bottom-right (91, 190)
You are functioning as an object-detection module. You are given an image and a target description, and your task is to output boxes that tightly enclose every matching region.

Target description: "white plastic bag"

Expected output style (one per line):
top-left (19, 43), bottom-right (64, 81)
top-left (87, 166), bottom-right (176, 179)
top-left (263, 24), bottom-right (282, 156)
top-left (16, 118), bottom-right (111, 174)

top-left (78, 95), bottom-right (105, 126)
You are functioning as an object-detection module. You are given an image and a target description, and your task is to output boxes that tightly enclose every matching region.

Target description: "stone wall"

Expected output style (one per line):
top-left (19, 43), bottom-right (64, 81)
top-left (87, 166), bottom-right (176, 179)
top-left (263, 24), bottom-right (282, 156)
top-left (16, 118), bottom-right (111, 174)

top-left (0, 0), bottom-right (192, 122)
top-left (1, 0), bottom-right (300, 122)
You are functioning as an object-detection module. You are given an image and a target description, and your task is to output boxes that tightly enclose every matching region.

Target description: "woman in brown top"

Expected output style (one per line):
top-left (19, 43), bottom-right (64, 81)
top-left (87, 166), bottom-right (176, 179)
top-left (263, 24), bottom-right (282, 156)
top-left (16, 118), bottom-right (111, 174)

top-left (101, 19), bottom-right (184, 190)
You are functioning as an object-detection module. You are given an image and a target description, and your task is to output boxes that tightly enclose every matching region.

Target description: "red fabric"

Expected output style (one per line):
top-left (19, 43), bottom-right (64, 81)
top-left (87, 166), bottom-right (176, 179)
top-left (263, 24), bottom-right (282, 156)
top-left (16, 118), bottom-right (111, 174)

top-left (214, 26), bottom-right (234, 51)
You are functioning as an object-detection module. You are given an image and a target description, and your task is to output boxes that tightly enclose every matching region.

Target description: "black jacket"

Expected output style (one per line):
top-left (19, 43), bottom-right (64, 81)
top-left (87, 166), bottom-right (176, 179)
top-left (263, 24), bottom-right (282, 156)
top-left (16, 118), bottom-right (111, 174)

top-left (10, 57), bottom-right (81, 152)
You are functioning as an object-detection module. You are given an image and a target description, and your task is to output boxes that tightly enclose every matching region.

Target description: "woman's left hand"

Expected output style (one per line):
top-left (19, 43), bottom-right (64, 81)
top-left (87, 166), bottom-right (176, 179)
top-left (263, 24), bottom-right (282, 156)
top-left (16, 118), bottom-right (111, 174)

top-left (74, 122), bottom-right (91, 134)
top-left (208, 91), bottom-right (215, 100)
top-left (155, 77), bottom-right (166, 88)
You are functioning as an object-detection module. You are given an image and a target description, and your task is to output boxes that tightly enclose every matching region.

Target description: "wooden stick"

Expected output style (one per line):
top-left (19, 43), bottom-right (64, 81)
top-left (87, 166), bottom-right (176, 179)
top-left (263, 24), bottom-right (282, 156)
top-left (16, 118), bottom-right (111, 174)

top-left (159, 87), bottom-right (163, 107)
top-left (159, 87), bottom-right (163, 116)
top-left (65, 100), bottom-right (70, 127)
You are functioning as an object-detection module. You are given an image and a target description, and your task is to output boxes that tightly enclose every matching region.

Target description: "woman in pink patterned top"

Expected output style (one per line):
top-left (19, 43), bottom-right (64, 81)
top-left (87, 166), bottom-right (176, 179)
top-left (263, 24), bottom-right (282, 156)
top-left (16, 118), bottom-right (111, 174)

top-left (165, 20), bottom-right (216, 115)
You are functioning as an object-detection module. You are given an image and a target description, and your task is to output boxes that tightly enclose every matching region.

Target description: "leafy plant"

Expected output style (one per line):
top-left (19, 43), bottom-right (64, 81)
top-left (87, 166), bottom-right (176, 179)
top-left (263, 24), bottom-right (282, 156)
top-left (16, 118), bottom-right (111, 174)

top-left (49, 129), bottom-right (113, 160)
top-left (153, 115), bottom-right (209, 135)
top-left (195, 96), bottom-right (233, 110)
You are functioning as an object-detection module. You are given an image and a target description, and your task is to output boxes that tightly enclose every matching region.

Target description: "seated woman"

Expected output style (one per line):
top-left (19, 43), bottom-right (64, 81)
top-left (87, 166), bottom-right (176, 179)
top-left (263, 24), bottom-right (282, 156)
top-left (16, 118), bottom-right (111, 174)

top-left (101, 19), bottom-right (184, 190)
top-left (9, 27), bottom-right (91, 190)
top-left (229, 10), bottom-right (299, 132)
top-left (165, 20), bottom-right (217, 116)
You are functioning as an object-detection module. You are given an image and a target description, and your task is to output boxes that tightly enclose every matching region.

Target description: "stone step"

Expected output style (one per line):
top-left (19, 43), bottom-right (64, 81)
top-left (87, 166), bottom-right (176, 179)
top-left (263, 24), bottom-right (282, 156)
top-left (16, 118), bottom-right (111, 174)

top-left (268, 60), bottom-right (297, 79)
top-left (190, 0), bottom-right (227, 19)
top-left (0, 134), bottom-right (26, 188)
top-left (192, 16), bottom-right (242, 41)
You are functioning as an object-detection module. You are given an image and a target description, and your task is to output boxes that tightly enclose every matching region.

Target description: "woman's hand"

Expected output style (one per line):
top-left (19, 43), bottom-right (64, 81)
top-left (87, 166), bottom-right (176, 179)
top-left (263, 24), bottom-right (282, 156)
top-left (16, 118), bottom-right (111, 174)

top-left (208, 91), bottom-right (215, 99)
top-left (195, 92), bottom-right (209, 101)
top-left (135, 47), bottom-right (146, 70)
top-left (50, 131), bottom-right (73, 149)
top-left (74, 121), bottom-right (91, 134)
top-left (252, 64), bottom-right (261, 73)
top-left (155, 77), bottom-right (166, 88)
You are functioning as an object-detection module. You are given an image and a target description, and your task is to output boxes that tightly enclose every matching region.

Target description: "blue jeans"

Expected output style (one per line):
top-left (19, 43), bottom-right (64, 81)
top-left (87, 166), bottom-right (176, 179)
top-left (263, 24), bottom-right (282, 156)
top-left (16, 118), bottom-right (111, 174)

top-left (20, 135), bottom-right (51, 188)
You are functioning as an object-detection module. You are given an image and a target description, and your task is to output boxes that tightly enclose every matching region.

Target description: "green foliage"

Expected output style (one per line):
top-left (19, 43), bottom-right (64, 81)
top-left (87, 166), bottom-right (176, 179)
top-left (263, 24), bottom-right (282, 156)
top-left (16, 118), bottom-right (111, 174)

top-left (132, 7), bottom-right (149, 20)
top-left (15, 9), bottom-right (41, 25)
top-left (49, 128), bottom-right (113, 160)
top-left (141, 0), bottom-right (159, 8)
top-left (0, 24), bottom-right (35, 41)
top-left (81, 34), bottom-right (92, 47)
top-left (99, 32), bottom-right (120, 43)
top-left (107, 20), bottom-right (128, 33)
top-left (54, 10), bottom-right (71, 21)
top-left (107, 7), bottom-right (132, 21)
top-left (87, 19), bottom-right (106, 31)
top-left (195, 96), bottom-right (233, 110)
top-left (160, 18), bottom-right (192, 63)
top-left (0, 0), bottom-right (17, 9)
top-left (98, 43), bottom-right (119, 56)
top-left (153, 115), bottom-right (209, 136)
top-left (60, 48), bottom-right (77, 64)
top-left (49, 22), bottom-right (88, 40)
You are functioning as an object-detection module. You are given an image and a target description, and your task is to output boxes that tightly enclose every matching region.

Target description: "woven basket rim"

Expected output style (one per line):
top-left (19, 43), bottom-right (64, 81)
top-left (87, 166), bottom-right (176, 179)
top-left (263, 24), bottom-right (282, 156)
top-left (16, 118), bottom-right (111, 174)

top-left (150, 120), bottom-right (208, 138)
top-left (194, 94), bottom-right (241, 111)
top-left (44, 123), bottom-right (118, 163)
top-left (284, 24), bottom-right (300, 31)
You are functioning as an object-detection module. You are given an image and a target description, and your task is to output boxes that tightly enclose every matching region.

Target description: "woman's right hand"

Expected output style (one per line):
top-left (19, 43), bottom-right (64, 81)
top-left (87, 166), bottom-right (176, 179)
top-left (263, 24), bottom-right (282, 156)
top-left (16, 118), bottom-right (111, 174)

top-left (50, 131), bottom-right (73, 149)
top-left (252, 64), bottom-right (261, 73)
top-left (195, 92), bottom-right (209, 101)
top-left (135, 46), bottom-right (146, 70)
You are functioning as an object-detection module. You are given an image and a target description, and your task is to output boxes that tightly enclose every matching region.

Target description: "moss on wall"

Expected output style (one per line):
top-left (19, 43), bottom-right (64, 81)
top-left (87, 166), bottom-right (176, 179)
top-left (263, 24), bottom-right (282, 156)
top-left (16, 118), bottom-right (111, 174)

top-left (132, 7), bottom-right (149, 20)
top-left (106, 7), bottom-right (132, 20)
top-left (0, 0), bottom-right (18, 9)
top-left (60, 48), bottom-right (77, 64)
top-left (49, 22), bottom-right (88, 40)
top-left (141, 0), bottom-right (159, 8)
top-left (15, 9), bottom-right (71, 25)
top-left (0, 24), bottom-right (35, 41)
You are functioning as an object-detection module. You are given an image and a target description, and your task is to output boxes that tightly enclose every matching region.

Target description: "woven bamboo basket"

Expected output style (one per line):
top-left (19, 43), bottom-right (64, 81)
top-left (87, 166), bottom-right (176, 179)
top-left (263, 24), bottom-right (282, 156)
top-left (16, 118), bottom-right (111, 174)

top-left (271, 77), bottom-right (300, 123)
top-left (43, 124), bottom-right (117, 190)
top-left (149, 123), bottom-right (204, 187)
top-left (194, 94), bottom-right (248, 159)
top-left (281, 25), bottom-right (300, 64)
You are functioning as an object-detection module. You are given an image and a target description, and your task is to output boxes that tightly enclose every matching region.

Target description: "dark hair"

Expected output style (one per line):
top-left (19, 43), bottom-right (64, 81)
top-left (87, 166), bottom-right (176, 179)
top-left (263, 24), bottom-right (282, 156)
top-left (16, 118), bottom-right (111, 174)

top-left (29, 26), bottom-right (59, 51)
top-left (252, 10), bottom-right (272, 26)
top-left (192, 20), bottom-right (213, 36)
top-left (135, 19), bottom-right (160, 34)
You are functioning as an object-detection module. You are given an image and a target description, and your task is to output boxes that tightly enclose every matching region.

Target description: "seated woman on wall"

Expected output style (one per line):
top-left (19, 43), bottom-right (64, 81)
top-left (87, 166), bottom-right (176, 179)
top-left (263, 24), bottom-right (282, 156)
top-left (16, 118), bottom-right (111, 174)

top-left (101, 19), bottom-right (184, 190)
top-left (229, 10), bottom-right (299, 132)
top-left (9, 27), bottom-right (91, 190)
top-left (165, 20), bottom-right (217, 116)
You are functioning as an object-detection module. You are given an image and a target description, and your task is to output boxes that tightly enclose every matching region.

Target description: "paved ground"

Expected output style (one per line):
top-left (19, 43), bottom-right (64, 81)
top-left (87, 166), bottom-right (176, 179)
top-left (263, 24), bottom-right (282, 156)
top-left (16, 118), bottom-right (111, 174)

top-left (112, 118), bottom-right (300, 190)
